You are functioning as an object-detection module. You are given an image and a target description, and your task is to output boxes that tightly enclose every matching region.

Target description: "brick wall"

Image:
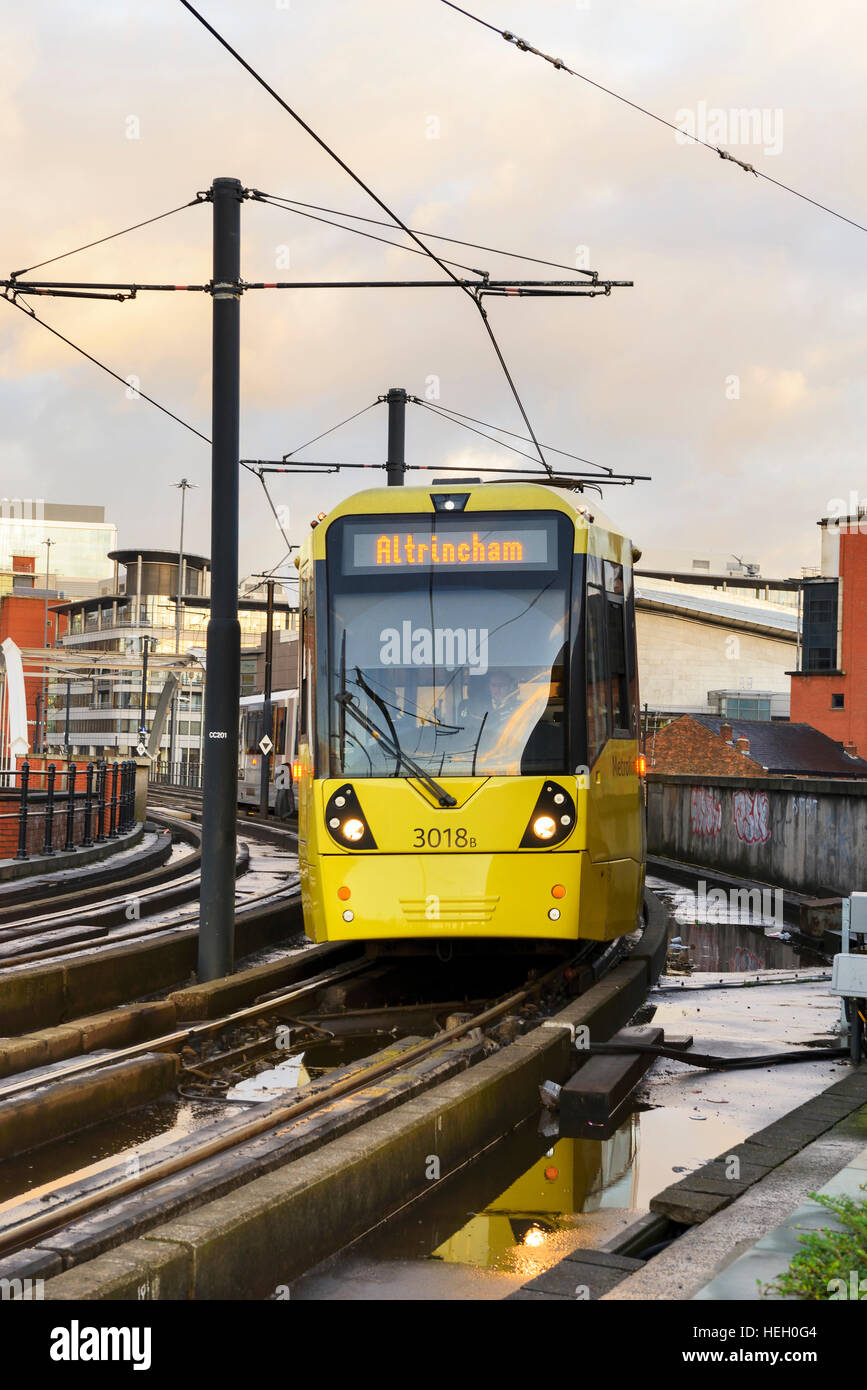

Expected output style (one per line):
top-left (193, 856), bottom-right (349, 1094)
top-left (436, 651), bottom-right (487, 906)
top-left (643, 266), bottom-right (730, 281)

top-left (0, 797), bottom-right (89, 858)
top-left (0, 594), bottom-right (68, 741)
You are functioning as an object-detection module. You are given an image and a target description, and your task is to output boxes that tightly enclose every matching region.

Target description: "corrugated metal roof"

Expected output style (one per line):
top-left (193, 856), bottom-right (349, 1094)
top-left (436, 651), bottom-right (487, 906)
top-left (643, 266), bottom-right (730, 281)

top-left (635, 581), bottom-right (798, 634)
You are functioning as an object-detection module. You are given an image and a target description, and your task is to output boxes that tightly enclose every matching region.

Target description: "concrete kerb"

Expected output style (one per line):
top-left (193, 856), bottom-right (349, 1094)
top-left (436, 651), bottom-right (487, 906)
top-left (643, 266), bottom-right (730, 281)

top-left (0, 1054), bottom-right (179, 1160)
top-left (0, 1000), bottom-right (179, 1080)
top-left (42, 895), bottom-right (668, 1300)
top-left (0, 887), bottom-right (303, 1037)
top-left (0, 824), bottom-right (146, 885)
top-left (0, 934), bottom-right (328, 1082)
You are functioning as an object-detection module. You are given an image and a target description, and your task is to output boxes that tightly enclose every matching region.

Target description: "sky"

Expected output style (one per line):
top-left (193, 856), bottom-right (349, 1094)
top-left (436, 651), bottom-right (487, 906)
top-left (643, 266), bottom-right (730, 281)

top-left (1, 0), bottom-right (865, 585)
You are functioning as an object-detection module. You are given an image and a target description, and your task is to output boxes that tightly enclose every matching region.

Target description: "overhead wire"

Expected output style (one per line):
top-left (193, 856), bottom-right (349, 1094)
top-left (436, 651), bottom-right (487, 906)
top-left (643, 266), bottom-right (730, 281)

top-left (11, 197), bottom-right (207, 279)
top-left (1, 293), bottom-right (295, 565)
top-left (411, 397), bottom-right (563, 470)
top-left (281, 399), bottom-right (382, 458)
top-left (438, 0), bottom-right (867, 237)
top-left (251, 194), bottom-right (489, 278)
top-left (2, 294), bottom-right (211, 445)
top-left (177, 0), bottom-right (554, 476)
top-left (253, 192), bottom-right (598, 279)
top-left (409, 397), bottom-right (614, 473)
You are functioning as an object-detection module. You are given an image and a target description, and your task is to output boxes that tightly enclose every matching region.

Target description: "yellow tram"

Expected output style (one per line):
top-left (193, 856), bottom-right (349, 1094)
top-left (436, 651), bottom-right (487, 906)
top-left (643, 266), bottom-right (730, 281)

top-left (295, 481), bottom-right (645, 944)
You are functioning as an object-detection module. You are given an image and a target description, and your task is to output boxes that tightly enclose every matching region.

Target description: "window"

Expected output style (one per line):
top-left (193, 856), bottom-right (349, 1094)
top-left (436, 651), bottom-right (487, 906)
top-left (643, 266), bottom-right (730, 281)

top-left (832, 692), bottom-right (845, 710)
top-left (721, 696), bottom-right (771, 721)
top-left (299, 571), bottom-right (314, 744)
top-left (326, 513), bottom-right (570, 778)
top-left (805, 647), bottom-right (835, 672)
top-left (606, 595), bottom-right (628, 731)
top-left (585, 560), bottom-right (634, 764)
top-left (801, 580), bottom-right (839, 672)
top-left (585, 585), bottom-right (609, 763)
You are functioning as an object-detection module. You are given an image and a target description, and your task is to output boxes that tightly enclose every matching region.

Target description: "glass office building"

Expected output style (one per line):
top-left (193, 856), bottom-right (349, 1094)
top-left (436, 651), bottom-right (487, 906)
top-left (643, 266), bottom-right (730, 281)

top-left (44, 549), bottom-right (297, 768)
top-left (0, 502), bottom-right (116, 596)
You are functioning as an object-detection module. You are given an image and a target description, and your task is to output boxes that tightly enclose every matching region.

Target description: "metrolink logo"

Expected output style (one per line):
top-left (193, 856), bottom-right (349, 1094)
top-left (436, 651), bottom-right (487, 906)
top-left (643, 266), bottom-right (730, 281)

top-left (50, 1320), bottom-right (152, 1371)
top-left (380, 622), bottom-right (489, 674)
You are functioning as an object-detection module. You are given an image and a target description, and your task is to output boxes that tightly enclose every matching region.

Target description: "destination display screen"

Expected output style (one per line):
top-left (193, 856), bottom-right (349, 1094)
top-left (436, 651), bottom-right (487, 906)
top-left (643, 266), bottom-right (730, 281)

top-left (341, 515), bottom-right (558, 575)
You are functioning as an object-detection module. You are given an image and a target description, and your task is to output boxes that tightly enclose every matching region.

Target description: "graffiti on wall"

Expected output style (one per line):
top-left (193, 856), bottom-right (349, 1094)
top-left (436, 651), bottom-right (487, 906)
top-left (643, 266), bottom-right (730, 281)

top-left (733, 789), bottom-right (771, 844)
top-left (690, 786), bottom-right (722, 837)
top-left (731, 944), bottom-right (766, 971)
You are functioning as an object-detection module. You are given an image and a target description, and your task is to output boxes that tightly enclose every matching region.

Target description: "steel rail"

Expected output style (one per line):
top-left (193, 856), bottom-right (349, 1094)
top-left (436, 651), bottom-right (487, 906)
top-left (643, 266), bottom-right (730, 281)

top-left (0, 881), bottom-right (301, 970)
top-left (0, 948), bottom-right (365, 1103)
top-left (0, 944), bottom-right (599, 1256)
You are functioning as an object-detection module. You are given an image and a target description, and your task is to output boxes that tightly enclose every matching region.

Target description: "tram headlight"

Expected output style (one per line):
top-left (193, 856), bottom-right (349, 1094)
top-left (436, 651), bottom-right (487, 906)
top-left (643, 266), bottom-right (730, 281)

top-left (324, 783), bottom-right (377, 850)
top-left (532, 815), bottom-right (557, 840)
top-left (520, 782), bottom-right (577, 849)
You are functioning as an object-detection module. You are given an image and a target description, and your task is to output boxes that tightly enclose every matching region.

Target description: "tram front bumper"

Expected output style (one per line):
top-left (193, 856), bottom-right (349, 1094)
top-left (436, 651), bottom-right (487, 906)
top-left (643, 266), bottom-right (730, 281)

top-left (304, 850), bottom-right (639, 942)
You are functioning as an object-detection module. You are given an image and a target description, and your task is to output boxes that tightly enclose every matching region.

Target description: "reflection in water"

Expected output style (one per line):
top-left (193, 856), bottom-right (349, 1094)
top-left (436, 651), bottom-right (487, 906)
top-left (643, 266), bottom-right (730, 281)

top-left (0, 1098), bottom-right (228, 1213)
top-left (290, 1098), bottom-right (749, 1297)
top-left (682, 918), bottom-right (799, 972)
top-left (429, 1121), bottom-right (637, 1274)
top-left (648, 876), bottom-right (801, 972)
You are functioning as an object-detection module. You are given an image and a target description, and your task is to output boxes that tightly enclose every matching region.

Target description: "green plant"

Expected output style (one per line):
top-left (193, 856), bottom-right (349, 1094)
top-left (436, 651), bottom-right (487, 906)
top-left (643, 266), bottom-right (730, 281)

top-left (760, 1188), bottom-right (867, 1300)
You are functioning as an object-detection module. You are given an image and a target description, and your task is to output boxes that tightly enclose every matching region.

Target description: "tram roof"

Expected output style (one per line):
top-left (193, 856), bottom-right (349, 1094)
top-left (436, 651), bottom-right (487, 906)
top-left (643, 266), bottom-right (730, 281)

top-left (299, 480), bottom-right (633, 565)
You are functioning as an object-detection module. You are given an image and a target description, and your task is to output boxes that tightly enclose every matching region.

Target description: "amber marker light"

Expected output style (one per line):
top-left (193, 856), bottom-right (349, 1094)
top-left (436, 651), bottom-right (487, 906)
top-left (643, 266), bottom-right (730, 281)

top-left (635, 753), bottom-right (647, 777)
top-left (544, 1166), bottom-right (559, 1182)
top-left (551, 884), bottom-right (566, 899)
top-left (337, 886), bottom-right (351, 901)
top-left (292, 761), bottom-right (302, 780)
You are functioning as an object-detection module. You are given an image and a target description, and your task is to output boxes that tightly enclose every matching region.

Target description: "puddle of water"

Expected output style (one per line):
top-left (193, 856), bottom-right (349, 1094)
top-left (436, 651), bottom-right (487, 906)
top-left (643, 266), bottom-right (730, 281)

top-left (0, 1096), bottom-right (235, 1213)
top-left (289, 1097), bottom-right (747, 1300)
top-left (648, 876), bottom-right (802, 971)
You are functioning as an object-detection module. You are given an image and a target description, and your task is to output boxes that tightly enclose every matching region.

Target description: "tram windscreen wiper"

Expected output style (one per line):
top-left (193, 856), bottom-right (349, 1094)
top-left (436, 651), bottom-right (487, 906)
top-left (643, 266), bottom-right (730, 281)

top-left (335, 678), bottom-right (457, 808)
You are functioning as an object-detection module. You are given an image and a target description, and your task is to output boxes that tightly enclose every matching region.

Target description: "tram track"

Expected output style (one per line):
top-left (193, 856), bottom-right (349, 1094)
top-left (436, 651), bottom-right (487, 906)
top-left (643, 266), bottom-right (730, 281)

top-left (0, 922), bottom-right (643, 1269)
top-left (0, 802), bottom-right (299, 973)
top-left (149, 784), bottom-right (298, 848)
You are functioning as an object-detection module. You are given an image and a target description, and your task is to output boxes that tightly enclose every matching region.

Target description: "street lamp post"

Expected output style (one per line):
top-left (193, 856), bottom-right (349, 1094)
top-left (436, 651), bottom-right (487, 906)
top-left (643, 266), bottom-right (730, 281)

top-left (169, 478), bottom-right (196, 780)
top-left (39, 537), bottom-right (54, 755)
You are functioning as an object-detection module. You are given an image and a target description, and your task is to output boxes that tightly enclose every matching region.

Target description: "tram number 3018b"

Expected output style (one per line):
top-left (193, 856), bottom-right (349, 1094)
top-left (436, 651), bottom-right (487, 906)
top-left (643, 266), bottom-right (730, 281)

top-left (412, 827), bottom-right (477, 848)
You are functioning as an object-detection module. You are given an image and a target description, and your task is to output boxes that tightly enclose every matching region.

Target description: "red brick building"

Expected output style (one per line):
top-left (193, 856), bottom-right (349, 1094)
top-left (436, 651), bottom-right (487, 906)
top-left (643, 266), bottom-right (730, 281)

top-left (648, 715), bottom-right (769, 776)
top-left (0, 587), bottom-right (67, 748)
top-left (649, 713), bottom-right (867, 777)
top-left (790, 514), bottom-right (867, 757)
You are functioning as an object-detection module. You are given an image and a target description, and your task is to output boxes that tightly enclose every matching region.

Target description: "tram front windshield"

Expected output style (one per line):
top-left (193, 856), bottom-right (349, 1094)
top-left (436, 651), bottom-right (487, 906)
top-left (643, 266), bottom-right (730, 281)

top-left (327, 511), bottom-right (572, 777)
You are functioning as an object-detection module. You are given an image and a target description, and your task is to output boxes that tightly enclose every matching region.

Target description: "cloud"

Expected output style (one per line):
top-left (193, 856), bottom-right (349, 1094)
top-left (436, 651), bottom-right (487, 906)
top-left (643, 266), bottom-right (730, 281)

top-left (2, 1), bottom-right (866, 579)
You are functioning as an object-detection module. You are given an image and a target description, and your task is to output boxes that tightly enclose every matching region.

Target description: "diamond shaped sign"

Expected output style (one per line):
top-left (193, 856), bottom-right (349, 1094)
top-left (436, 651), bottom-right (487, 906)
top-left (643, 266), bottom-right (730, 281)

top-left (136, 742), bottom-right (147, 756)
top-left (258, 735), bottom-right (274, 755)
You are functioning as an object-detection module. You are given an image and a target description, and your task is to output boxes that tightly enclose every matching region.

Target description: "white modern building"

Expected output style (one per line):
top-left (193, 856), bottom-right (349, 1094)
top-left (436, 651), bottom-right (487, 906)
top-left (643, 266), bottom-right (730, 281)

top-left (635, 574), bottom-right (798, 722)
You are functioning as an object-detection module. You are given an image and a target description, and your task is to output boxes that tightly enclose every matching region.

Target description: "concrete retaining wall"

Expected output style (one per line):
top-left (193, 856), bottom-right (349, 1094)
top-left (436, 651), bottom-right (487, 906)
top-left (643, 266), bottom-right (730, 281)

top-left (647, 773), bottom-right (867, 897)
top-left (36, 894), bottom-right (669, 1301)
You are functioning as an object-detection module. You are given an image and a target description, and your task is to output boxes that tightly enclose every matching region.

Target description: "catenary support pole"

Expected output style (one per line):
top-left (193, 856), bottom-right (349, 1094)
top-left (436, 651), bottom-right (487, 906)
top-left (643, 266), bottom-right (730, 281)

top-left (385, 386), bottom-right (407, 486)
top-left (199, 176), bottom-right (243, 982)
top-left (259, 578), bottom-right (275, 816)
